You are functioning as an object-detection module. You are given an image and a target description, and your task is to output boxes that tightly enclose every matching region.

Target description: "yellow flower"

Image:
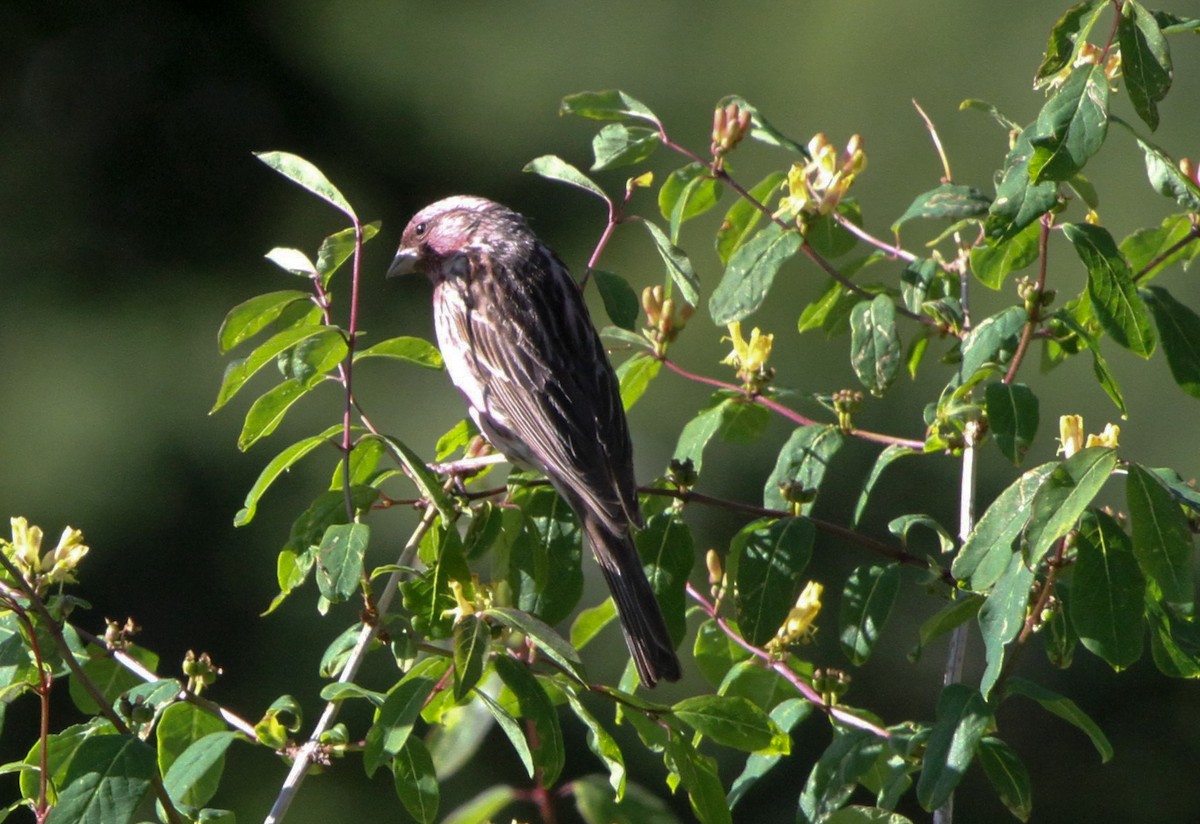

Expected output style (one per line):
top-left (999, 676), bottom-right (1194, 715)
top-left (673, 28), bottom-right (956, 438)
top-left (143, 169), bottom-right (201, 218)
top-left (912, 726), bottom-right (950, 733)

top-left (4, 517), bottom-right (89, 589)
top-left (722, 322), bottom-right (774, 377)
top-left (8, 516), bottom-right (43, 573)
top-left (767, 580), bottom-right (823, 652)
top-left (1058, 415), bottom-right (1119, 458)
top-left (1085, 422), bottom-right (1120, 450)
top-left (43, 526), bottom-right (89, 585)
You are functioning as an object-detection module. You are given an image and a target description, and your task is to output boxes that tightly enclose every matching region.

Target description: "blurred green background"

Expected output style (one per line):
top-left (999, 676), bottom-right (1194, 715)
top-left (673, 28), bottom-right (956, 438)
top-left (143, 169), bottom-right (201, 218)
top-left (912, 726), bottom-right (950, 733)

top-left (4, 1), bottom-right (1200, 821)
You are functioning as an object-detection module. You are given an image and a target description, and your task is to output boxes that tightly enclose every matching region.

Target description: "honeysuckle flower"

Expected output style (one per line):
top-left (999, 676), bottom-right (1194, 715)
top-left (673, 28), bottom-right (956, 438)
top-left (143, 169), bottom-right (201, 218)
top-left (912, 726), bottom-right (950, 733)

top-left (722, 321), bottom-right (774, 380)
top-left (42, 526), bottom-right (89, 585)
top-left (767, 580), bottom-right (823, 653)
top-left (1058, 415), bottom-right (1119, 458)
top-left (776, 133), bottom-right (868, 220)
top-left (3, 517), bottom-right (89, 589)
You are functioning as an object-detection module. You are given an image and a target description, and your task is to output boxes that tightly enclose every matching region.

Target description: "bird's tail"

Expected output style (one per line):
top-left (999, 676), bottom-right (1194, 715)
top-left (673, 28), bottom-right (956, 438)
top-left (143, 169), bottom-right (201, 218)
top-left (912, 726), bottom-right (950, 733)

top-left (582, 516), bottom-right (682, 687)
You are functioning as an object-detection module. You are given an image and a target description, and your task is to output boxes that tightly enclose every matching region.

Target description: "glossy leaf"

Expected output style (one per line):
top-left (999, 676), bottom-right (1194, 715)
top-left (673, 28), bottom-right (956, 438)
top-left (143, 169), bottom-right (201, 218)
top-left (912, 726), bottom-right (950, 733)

top-left (798, 729), bottom-right (880, 823)
top-left (354, 336), bottom-right (443, 368)
top-left (672, 694), bottom-right (784, 753)
top-left (1119, 0), bottom-right (1173, 131)
top-left (888, 514), bottom-right (955, 555)
top-left (505, 485), bottom-right (583, 626)
top-left (977, 736), bottom-right (1033, 821)
top-left (716, 171), bottom-right (786, 264)
top-left (985, 382), bottom-right (1039, 465)
top-left (891, 183), bottom-right (991, 232)
top-left (568, 598), bottom-right (617, 651)
top-left (218, 290), bottom-right (311, 353)
top-left (853, 444), bottom-right (918, 527)
top-left (640, 218), bottom-right (699, 306)
top-left (616, 352), bottom-right (661, 410)
top-left (1027, 63), bottom-right (1109, 183)
top-left (1005, 677), bottom-right (1113, 761)
top-left (1034, 0), bottom-right (1107, 84)
top-left (1120, 214), bottom-right (1199, 282)
top-left (256, 150), bottom-right (356, 220)
top-left (917, 684), bottom-right (991, 810)
top-left (592, 270), bottom-right (640, 331)
top-left (316, 221), bottom-right (379, 285)
top-left (441, 784), bottom-right (517, 824)
top-left (961, 306), bottom-right (1027, 382)
top-left (909, 594), bottom-right (983, 663)
top-left (850, 294), bottom-right (901, 395)
top-left (1147, 598), bottom-right (1200, 678)
top-left (572, 775), bottom-right (674, 824)
top-left (484, 607), bottom-right (588, 686)
top-left (666, 736), bottom-right (732, 824)
top-left (1127, 464), bottom-right (1195, 614)
top-left (763, 425), bottom-right (844, 513)
top-left (363, 672), bottom-right (439, 777)
top-left (156, 703), bottom-right (228, 806)
top-left (452, 615), bottom-right (489, 701)
top-left (1025, 447), bottom-right (1118, 567)
top-left (591, 124), bottom-right (660, 170)
top-left (560, 89), bottom-right (659, 124)
top-left (162, 731), bottom-right (237, 810)
top-left (316, 522), bottom-right (369, 604)
top-left (1052, 309), bottom-right (1128, 416)
top-left (673, 392), bottom-right (770, 476)
top-left (717, 94), bottom-right (810, 155)
top-left (393, 736), bottom-right (439, 824)
top-left (494, 656), bottom-right (564, 785)
top-left (1143, 286), bottom-right (1200, 397)
top-left (212, 325), bottom-right (338, 412)
top-left (563, 689), bottom-right (626, 796)
top-left (728, 699), bottom-right (812, 807)
top-left (979, 551), bottom-right (1036, 698)
top-left (1070, 510), bottom-right (1145, 669)
top-left (985, 123), bottom-right (1059, 242)
top-left (233, 425), bottom-right (342, 526)
top-left (1063, 222), bottom-right (1155, 357)
top-left (523, 155), bottom-right (608, 202)
top-left (694, 618), bottom-right (752, 687)
top-left (709, 222), bottom-right (801, 325)
top-left (43, 733), bottom-right (156, 824)
top-left (840, 564), bottom-right (900, 665)
top-left (730, 517), bottom-right (814, 647)
top-left (1134, 137), bottom-right (1200, 212)
top-left (636, 509), bottom-right (694, 646)
top-left (659, 163), bottom-right (722, 242)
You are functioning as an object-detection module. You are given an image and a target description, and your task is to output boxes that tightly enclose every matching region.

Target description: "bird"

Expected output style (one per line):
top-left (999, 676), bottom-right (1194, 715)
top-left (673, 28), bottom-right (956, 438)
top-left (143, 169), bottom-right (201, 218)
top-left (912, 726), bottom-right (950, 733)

top-left (387, 195), bottom-right (682, 687)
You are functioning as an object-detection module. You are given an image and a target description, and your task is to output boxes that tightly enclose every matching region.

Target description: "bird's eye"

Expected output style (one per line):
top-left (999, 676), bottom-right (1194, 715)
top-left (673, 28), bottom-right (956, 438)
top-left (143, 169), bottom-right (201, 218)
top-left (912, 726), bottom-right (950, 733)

top-left (414, 222), bottom-right (428, 237)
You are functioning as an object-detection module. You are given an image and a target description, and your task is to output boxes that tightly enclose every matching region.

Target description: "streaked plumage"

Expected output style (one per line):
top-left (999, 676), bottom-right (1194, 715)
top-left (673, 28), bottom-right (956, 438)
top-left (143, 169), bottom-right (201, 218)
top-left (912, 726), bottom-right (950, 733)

top-left (388, 195), bottom-right (681, 686)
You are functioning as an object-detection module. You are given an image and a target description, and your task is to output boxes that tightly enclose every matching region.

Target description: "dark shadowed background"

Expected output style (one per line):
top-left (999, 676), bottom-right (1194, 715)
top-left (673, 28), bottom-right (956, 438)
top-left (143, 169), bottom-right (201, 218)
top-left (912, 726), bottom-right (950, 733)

top-left (4, 2), bottom-right (1200, 821)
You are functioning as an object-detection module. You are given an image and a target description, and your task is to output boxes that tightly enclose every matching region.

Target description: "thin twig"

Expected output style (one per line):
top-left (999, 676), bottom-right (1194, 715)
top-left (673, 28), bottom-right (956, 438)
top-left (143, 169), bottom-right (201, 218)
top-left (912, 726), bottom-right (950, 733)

top-left (263, 503), bottom-right (440, 824)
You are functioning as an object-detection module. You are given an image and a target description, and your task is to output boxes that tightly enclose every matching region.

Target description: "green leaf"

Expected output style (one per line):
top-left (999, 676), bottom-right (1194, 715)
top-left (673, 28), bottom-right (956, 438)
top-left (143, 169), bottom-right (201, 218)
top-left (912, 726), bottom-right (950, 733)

top-left (233, 425), bottom-right (341, 526)
top-left (315, 522), bottom-right (369, 604)
top-left (979, 551), bottom-right (1037, 698)
top-left (850, 294), bottom-right (901, 395)
top-left (1142, 286), bottom-right (1200, 397)
top-left (729, 518), bottom-right (814, 647)
top-left (709, 222), bottom-right (802, 325)
top-left (1025, 447), bottom-right (1119, 567)
top-left (672, 694), bottom-right (784, 753)
top-left (898, 257), bottom-right (940, 315)
top-left (727, 699), bottom-right (811, 807)
top-left (316, 221), bottom-right (380, 286)
top-left (494, 656), bottom-right (564, 785)
top-left (985, 124), bottom-right (1059, 242)
top-left (156, 703), bottom-right (228, 806)
top-left (891, 184), bottom-right (991, 232)
top-left (523, 155), bottom-right (608, 202)
top-left (476, 685), bottom-right (532, 777)
top-left (985, 382), bottom-right (1039, 465)
top-left (559, 89), bottom-right (659, 124)
top-left (354, 336), bottom-right (443, 368)
top-left (1121, 214), bottom-right (1200, 282)
top-left (1005, 677), bottom-right (1113, 761)
top-left (1052, 310), bottom-right (1128, 416)
top-left (659, 163), bottom-right (722, 243)
top-left (363, 672), bottom-right (439, 778)
top-left (591, 124), bottom-right (660, 171)
top-left (1133, 137), bottom-right (1200, 212)
top-left (1063, 222), bottom-right (1155, 357)
top-left (504, 485), bottom-right (584, 627)
top-left (441, 784), bottom-right (517, 824)
top-left (212, 325), bottom-right (339, 413)
top-left (43, 733), bottom-right (156, 824)
top-left (763, 425), bottom-right (844, 513)
top-left (917, 684), bottom-right (991, 810)
top-left (255, 150), bottom-right (356, 220)
top-left (824, 809), bottom-right (915, 824)
top-left (393, 736), bottom-right (439, 824)
top-left (1027, 64), bottom-right (1109, 183)
top-left (665, 736), bottom-right (732, 824)
top-left (636, 509), bottom-right (694, 647)
top-left (592, 270), bottom-right (640, 331)
top-left (563, 690), bottom-right (626, 797)
top-left (264, 246), bottom-right (317, 277)
top-left (569, 598), bottom-right (617, 651)
top-left (484, 607), bottom-right (588, 685)
top-left (716, 94), bottom-right (810, 156)
top-left (694, 618), bottom-right (752, 687)
top-left (640, 218), bottom-right (700, 307)
top-left (673, 393), bottom-right (770, 476)
top-left (977, 737), bottom-right (1033, 821)
top-left (452, 615), bottom-right (490, 701)
top-left (376, 435), bottom-right (454, 524)
top-left (1070, 510), bottom-right (1146, 669)
top-left (840, 564), bottom-right (901, 665)
top-left (1147, 597), bottom-right (1200, 678)
top-left (888, 514), bottom-right (955, 555)
top-left (1119, 0), bottom-right (1173, 131)
top-left (69, 645), bottom-right (158, 716)
top-left (572, 775), bottom-right (675, 824)
top-left (615, 352), bottom-right (661, 411)
top-left (716, 171), bottom-right (786, 264)
top-left (218, 290), bottom-right (311, 353)
top-left (798, 729), bottom-right (880, 823)
top-left (238, 379), bottom-right (319, 451)
top-left (853, 444), bottom-right (918, 527)
top-left (162, 732), bottom-right (237, 810)
top-left (1126, 464), bottom-right (1195, 614)
top-left (910, 595), bottom-right (983, 663)
top-left (961, 306), bottom-right (1027, 382)
top-left (1034, 0), bottom-right (1107, 84)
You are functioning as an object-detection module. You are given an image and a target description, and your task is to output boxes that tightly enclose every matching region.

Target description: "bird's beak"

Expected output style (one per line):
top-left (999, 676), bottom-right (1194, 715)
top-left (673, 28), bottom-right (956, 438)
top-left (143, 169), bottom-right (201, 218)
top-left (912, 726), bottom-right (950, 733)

top-left (387, 247), bottom-right (420, 278)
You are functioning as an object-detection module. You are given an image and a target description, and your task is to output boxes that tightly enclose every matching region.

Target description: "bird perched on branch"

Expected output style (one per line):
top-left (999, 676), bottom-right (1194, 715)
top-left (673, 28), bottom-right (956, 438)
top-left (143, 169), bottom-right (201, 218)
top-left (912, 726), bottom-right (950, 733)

top-left (388, 195), bottom-right (681, 687)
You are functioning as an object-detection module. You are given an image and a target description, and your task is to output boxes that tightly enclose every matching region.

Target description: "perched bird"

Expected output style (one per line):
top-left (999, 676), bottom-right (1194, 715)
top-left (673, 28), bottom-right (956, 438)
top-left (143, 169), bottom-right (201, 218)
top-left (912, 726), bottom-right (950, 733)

top-left (388, 195), bottom-right (681, 686)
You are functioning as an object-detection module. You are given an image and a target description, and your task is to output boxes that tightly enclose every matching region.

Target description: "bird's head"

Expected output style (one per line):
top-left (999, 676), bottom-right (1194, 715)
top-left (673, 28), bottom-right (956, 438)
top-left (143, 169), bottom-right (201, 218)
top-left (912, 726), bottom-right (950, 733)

top-left (388, 195), bottom-right (522, 279)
